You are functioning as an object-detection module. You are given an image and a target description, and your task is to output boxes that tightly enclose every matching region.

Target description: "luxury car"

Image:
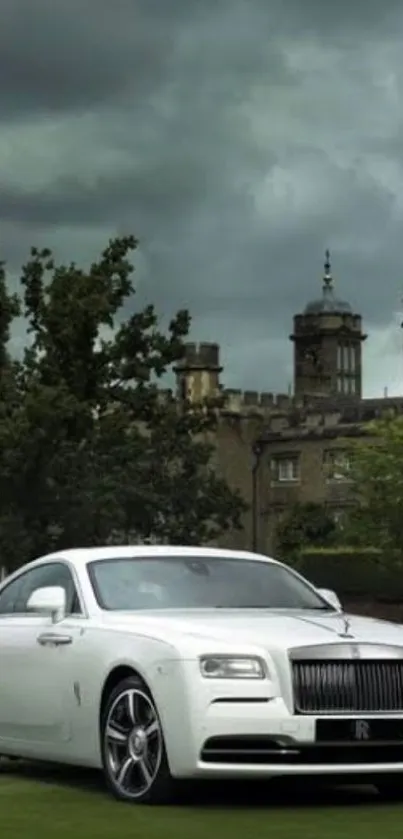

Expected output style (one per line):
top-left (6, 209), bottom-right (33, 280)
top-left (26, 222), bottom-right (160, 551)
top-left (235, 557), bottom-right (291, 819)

top-left (1, 545), bottom-right (403, 804)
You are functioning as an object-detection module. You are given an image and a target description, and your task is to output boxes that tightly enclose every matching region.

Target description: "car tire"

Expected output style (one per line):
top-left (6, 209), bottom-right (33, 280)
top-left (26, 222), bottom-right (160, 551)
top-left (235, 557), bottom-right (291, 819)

top-left (375, 778), bottom-right (403, 800)
top-left (100, 674), bottom-right (177, 804)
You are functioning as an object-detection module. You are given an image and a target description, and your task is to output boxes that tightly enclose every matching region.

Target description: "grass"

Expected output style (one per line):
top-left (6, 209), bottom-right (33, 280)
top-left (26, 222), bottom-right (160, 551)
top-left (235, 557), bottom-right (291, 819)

top-left (1, 762), bottom-right (403, 839)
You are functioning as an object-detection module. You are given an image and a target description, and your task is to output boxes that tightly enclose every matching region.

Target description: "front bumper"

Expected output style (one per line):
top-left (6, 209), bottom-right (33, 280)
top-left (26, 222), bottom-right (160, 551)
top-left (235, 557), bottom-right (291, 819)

top-left (192, 698), bottom-right (403, 779)
top-left (162, 668), bottom-right (403, 780)
top-left (195, 709), bottom-right (403, 777)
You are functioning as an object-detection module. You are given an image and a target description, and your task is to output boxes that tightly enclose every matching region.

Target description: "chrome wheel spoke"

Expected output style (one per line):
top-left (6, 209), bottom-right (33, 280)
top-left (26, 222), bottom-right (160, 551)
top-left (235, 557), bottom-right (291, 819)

top-left (138, 757), bottom-right (153, 787)
top-left (106, 723), bottom-right (128, 744)
top-left (144, 719), bottom-right (159, 738)
top-left (126, 690), bottom-right (136, 725)
top-left (116, 756), bottom-right (134, 788)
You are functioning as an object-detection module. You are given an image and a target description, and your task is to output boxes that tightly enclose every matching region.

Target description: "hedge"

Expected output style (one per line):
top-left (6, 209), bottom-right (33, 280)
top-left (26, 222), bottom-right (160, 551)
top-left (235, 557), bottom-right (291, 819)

top-left (287, 547), bottom-right (403, 602)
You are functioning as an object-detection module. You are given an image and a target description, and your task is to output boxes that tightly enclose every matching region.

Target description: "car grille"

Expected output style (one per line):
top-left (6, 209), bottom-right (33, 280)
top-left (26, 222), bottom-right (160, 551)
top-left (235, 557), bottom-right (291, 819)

top-left (292, 660), bottom-right (403, 714)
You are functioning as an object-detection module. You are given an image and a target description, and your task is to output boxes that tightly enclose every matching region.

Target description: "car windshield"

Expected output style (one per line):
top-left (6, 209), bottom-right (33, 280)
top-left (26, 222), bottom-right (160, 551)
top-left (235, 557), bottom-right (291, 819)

top-left (87, 555), bottom-right (333, 611)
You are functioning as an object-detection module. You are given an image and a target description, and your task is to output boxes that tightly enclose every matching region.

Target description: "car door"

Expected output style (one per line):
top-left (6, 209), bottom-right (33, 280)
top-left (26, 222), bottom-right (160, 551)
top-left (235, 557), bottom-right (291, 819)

top-left (0, 561), bottom-right (85, 752)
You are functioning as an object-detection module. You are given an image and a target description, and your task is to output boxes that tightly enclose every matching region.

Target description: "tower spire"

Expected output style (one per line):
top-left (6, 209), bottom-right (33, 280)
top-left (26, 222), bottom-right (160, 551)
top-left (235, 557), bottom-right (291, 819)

top-left (323, 248), bottom-right (333, 290)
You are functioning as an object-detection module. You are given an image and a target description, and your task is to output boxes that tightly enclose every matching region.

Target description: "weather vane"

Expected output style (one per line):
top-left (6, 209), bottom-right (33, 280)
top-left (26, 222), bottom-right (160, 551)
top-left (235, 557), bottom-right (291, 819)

top-left (323, 249), bottom-right (333, 290)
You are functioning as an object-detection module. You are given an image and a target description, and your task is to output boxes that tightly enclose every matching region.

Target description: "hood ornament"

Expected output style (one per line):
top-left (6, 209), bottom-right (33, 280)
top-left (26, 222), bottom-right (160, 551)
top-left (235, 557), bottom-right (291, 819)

top-left (338, 612), bottom-right (354, 639)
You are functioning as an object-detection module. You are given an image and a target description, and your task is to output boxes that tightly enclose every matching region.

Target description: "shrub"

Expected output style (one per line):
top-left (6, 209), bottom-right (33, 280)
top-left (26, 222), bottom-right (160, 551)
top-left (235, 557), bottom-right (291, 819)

top-left (287, 547), bottom-right (403, 602)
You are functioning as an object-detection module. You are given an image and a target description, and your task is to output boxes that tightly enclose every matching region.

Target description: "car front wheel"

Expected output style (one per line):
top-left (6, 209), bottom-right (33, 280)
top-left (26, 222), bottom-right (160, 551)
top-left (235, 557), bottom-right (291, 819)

top-left (101, 675), bottom-right (176, 804)
top-left (375, 777), bottom-right (403, 800)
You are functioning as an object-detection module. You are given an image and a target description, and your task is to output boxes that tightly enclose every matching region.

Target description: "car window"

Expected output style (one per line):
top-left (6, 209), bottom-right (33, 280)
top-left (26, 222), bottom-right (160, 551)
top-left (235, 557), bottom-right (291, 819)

top-left (0, 562), bottom-right (82, 616)
top-left (88, 555), bottom-right (333, 611)
top-left (0, 576), bottom-right (23, 615)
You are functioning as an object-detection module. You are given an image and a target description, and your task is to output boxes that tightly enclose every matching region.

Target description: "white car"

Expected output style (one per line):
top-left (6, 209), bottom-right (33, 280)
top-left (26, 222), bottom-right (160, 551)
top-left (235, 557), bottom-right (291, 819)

top-left (1, 545), bottom-right (403, 805)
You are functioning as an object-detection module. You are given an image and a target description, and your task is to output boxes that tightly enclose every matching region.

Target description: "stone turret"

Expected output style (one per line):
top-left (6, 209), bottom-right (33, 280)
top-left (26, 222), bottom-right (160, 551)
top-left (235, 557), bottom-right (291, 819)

top-left (174, 342), bottom-right (222, 403)
top-left (290, 250), bottom-right (366, 399)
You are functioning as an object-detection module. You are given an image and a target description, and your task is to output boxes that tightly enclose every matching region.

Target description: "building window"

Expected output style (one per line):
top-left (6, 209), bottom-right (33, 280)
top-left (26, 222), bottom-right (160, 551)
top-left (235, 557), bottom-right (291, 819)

top-left (324, 450), bottom-right (351, 481)
top-left (338, 343), bottom-right (347, 372)
top-left (337, 374), bottom-right (357, 395)
top-left (271, 455), bottom-right (300, 483)
top-left (338, 343), bottom-right (357, 373)
top-left (340, 375), bottom-right (356, 395)
top-left (177, 376), bottom-right (189, 401)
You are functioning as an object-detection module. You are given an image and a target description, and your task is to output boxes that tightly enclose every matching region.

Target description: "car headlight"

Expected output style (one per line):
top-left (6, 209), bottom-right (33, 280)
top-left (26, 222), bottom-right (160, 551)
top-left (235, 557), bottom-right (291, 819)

top-left (199, 655), bottom-right (266, 680)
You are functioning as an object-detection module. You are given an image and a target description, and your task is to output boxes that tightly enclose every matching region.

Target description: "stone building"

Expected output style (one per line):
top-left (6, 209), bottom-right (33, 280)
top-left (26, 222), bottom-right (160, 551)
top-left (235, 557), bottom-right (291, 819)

top-left (174, 252), bottom-right (403, 554)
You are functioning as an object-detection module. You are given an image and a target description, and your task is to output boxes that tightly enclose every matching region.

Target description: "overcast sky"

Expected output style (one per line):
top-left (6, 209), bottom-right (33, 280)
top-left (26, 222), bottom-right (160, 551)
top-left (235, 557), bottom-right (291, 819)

top-left (2, 0), bottom-right (403, 398)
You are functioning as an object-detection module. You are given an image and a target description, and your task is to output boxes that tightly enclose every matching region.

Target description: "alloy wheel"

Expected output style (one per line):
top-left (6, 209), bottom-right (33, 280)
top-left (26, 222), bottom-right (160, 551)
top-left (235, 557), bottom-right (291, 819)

top-left (104, 686), bottom-right (163, 800)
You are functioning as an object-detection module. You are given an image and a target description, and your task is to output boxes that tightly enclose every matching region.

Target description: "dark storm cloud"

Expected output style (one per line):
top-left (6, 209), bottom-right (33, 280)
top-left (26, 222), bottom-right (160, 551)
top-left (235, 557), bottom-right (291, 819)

top-left (0, 0), bottom-right (189, 119)
top-left (1, 0), bottom-right (403, 395)
top-left (269, 0), bottom-right (403, 36)
top-left (0, 0), bottom-right (286, 120)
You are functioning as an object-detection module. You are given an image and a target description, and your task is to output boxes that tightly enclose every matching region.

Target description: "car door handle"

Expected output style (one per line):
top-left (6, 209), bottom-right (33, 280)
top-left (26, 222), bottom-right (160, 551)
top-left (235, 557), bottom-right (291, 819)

top-left (37, 633), bottom-right (73, 647)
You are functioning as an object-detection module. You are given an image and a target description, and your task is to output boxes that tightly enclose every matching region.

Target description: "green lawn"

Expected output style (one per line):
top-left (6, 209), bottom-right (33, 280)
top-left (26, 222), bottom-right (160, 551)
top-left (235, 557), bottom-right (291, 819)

top-left (1, 763), bottom-right (403, 839)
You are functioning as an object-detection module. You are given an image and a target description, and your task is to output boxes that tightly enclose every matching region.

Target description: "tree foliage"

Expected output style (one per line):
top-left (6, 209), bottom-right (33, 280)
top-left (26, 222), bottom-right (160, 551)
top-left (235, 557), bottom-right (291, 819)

top-left (275, 501), bottom-right (336, 559)
top-left (0, 237), bottom-right (246, 569)
top-left (343, 414), bottom-right (403, 559)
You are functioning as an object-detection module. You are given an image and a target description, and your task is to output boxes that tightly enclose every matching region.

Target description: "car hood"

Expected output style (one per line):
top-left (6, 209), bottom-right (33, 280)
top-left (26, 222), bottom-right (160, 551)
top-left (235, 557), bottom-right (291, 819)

top-left (100, 608), bottom-right (403, 651)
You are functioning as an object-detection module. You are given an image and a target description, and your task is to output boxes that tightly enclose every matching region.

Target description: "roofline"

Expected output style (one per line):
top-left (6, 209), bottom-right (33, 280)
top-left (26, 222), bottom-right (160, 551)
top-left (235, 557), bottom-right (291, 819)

top-left (257, 424), bottom-right (365, 444)
top-left (33, 545), bottom-right (277, 565)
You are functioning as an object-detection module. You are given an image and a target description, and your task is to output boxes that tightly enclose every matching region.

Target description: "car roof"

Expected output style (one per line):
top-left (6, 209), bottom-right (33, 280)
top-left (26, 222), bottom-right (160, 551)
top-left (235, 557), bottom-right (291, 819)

top-left (36, 545), bottom-right (276, 568)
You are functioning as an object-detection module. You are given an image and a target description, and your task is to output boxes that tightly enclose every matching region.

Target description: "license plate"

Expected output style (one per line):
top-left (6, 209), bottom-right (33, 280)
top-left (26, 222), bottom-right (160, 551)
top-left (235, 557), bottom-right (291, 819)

top-left (316, 718), bottom-right (403, 742)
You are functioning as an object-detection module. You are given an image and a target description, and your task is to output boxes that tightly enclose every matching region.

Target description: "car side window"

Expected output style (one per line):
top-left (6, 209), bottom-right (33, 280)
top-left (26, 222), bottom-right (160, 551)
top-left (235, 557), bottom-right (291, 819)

top-left (0, 576), bottom-right (23, 615)
top-left (0, 563), bottom-right (82, 616)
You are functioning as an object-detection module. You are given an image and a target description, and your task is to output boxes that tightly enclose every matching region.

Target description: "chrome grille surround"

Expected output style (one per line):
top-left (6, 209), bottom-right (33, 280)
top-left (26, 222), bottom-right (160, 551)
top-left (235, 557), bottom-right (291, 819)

top-left (290, 644), bottom-right (403, 715)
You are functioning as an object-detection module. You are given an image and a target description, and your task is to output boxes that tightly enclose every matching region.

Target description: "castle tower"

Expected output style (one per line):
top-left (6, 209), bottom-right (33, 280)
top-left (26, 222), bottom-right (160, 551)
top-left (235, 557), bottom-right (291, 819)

top-left (174, 342), bottom-right (222, 403)
top-left (290, 251), bottom-right (366, 399)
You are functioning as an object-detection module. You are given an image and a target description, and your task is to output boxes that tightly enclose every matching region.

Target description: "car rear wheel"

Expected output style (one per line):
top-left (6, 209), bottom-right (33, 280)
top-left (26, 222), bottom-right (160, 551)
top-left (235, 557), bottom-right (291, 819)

top-left (101, 675), bottom-right (176, 804)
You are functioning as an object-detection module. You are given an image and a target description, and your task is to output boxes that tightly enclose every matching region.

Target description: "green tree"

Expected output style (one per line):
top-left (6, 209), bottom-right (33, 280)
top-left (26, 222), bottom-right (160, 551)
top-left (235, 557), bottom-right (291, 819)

top-left (275, 502), bottom-right (336, 560)
top-left (0, 237), bottom-right (246, 568)
top-left (344, 413), bottom-right (403, 559)
top-left (0, 261), bottom-right (28, 570)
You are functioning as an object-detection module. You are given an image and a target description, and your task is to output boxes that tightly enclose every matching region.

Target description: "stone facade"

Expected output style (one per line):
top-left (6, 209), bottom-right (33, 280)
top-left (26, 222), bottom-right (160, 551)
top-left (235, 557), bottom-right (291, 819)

top-left (173, 254), bottom-right (402, 554)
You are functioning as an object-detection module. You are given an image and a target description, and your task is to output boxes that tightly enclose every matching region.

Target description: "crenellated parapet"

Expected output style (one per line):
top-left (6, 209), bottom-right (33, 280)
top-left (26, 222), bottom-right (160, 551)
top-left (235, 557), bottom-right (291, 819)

top-left (222, 389), bottom-right (292, 414)
top-left (174, 342), bottom-right (222, 372)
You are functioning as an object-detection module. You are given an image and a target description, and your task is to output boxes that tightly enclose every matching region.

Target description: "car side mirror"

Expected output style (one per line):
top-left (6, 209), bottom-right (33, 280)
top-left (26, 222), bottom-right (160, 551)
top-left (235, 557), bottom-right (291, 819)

top-left (27, 586), bottom-right (66, 623)
top-left (317, 587), bottom-right (342, 611)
